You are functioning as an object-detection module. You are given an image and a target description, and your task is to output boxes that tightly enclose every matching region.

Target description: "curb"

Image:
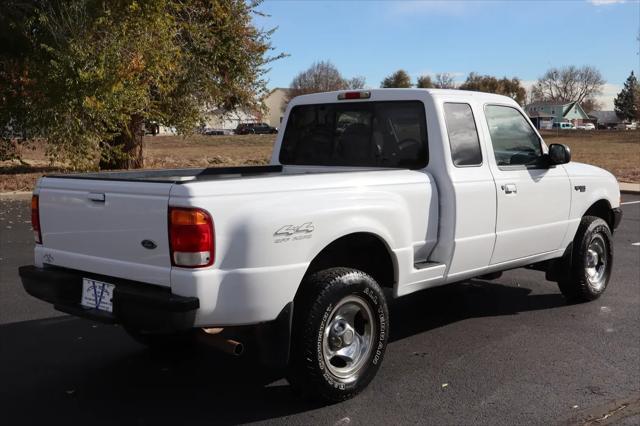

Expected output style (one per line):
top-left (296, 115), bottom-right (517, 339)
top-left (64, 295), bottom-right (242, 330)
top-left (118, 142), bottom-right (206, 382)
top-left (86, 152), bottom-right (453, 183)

top-left (0, 191), bottom-right (32, 200)
top-left (620, 183), bottom-right (640, 195)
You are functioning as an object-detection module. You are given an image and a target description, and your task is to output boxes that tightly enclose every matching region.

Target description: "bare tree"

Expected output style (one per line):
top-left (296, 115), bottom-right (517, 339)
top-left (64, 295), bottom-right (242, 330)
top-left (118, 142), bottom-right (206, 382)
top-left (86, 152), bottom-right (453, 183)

top-left (416, 75), bottom-right (433, 88)
top-left (532, 65), bottom-right (605, 103)
top-left (346, 75), bottom-right (366, 89)
top-left (434, 73), bottom-right (456, 89)
top-left (287, 61), bottom-right (364, 102)
top-left (581, 98), bottom-right (602, 114)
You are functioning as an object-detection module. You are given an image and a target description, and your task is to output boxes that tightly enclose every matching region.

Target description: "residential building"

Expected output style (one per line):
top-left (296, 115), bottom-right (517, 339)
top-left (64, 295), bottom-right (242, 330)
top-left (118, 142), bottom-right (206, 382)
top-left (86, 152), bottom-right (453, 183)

top-left (201, 108), bottom-right (258, 132)
top-left (589, 110), bottom-right (623, 129)
top-left (262, 88), bottom-right (289, 128)
top-left (524, 101), bottom-right (590, 129)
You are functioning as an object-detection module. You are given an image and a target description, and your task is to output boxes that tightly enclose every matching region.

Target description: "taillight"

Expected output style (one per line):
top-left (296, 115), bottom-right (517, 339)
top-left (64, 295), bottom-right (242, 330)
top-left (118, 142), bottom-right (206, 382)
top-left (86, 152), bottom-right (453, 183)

top-left (338, 91), bottom-right (371, 100)
top-left (31, 195), bottom-right (42, 244)
top-left (168, 207), bottom-right (214, 268)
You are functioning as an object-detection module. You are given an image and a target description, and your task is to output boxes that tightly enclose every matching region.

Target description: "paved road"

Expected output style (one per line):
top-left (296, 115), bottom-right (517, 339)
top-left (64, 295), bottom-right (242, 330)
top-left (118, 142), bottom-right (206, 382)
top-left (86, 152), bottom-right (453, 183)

top-left (1, 195), bottom-right (638, 425)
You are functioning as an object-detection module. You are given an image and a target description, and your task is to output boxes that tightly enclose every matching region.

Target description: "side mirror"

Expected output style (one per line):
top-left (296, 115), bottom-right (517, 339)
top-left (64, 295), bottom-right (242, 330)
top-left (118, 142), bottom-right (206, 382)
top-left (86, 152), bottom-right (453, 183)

top-left (548, 143), bottom-right (571, 165)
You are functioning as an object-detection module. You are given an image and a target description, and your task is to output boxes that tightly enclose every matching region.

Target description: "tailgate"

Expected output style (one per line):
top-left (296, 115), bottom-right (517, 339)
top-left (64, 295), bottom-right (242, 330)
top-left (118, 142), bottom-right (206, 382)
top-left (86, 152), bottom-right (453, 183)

top-left (37, 177), bottom-right (174, 287)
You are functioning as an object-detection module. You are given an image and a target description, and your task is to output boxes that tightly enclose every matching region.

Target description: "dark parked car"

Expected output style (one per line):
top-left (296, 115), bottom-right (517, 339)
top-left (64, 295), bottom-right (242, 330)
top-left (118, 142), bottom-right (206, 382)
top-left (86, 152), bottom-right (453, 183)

top-left (235, 122), bottom-right (278, 135)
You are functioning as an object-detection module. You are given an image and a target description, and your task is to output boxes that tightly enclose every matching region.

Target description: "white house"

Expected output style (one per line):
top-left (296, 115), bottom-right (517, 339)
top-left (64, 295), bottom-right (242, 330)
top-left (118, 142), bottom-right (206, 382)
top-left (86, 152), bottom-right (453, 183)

top-left (262, 88), bottom-right (289, 128)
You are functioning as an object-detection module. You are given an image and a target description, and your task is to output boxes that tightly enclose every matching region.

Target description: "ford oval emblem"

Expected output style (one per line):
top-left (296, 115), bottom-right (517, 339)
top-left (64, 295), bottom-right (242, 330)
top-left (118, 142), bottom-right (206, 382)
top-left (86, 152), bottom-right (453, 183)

top-left (141, 239), bottom-right (157, 250)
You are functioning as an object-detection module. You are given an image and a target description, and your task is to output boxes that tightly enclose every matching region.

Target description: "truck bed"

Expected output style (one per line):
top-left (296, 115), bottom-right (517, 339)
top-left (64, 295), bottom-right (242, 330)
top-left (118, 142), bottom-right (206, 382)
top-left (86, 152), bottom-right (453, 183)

top-left (45, 165), bottom-right (285, 184)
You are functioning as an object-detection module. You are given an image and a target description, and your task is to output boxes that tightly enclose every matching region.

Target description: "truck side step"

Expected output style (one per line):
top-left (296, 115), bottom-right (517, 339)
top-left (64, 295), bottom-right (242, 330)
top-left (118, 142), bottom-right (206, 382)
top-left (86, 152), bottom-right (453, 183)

top-left (413, 261), bottom-right (443, 270)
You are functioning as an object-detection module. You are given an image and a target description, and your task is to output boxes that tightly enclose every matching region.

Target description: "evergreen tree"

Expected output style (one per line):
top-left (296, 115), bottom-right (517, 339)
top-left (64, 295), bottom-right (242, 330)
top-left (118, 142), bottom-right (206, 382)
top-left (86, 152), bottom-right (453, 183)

top-left (416, 75), bottom-right (433, 88)
top-left (381, 70), bottom-right (412, 88)
top-left (614, 71), bottom-right (639, 121)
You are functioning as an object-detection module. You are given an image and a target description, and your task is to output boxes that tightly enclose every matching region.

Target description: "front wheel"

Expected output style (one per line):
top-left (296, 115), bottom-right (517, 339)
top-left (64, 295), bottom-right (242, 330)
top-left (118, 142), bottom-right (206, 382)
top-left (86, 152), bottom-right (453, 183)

top-left (558, 216), bottom-right (613, 302)
top-left (287, 267), bottom-right (389, 402)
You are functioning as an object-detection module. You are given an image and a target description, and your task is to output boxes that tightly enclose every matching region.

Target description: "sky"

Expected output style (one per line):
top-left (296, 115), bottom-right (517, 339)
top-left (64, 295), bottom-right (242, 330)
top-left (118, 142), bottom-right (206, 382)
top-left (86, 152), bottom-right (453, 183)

top-left (254, 0), bottom-right (640, 109)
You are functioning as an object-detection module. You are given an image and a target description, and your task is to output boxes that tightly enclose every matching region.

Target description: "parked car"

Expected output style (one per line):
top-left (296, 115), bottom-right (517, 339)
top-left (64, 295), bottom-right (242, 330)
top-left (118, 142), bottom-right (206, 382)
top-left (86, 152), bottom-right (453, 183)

top-left (203, 128), bottom-right (225, 136)
top-left (552, 122), bottom-right (575, 130)
top-left (235, 122), bottom-right (278, 135)
top-left (20, 89), bottom-right (622, 402)
top-left (616, 122), bottom-right (638, 130)
top-left (576, 123), bottom-right (595, 130)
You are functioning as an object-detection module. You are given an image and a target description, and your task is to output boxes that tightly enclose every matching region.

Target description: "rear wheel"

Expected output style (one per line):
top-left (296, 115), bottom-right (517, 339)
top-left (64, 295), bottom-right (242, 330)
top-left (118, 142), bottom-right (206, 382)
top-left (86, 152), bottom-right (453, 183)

top-left (558, 216), bottom-right (613, 302)
top-left (288, 267), bottom-right (388, 402)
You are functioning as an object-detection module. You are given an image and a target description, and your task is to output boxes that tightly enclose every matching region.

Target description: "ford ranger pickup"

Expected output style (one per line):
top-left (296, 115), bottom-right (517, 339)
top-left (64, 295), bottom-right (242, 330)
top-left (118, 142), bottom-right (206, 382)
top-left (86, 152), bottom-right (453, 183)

top-left (19, 89), bottom-right (622, 401)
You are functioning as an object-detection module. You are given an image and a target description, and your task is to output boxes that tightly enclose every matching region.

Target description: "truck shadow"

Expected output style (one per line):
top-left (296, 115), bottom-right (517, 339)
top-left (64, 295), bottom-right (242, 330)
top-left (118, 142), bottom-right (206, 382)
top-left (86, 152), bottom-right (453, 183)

top-left (0, 280), bottom-right (566, 425)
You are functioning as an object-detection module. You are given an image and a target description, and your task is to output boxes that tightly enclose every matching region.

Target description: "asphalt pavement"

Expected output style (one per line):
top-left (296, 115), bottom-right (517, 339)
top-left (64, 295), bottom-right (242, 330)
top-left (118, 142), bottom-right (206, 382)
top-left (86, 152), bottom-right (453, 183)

top-left (0, 195), bottom-right (638, 425)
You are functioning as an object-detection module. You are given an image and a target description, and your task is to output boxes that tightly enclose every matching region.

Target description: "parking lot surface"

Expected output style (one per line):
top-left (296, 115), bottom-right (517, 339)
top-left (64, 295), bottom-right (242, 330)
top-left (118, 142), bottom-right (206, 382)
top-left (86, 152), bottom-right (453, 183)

top-left (1, 195), bottom-right (638, 425)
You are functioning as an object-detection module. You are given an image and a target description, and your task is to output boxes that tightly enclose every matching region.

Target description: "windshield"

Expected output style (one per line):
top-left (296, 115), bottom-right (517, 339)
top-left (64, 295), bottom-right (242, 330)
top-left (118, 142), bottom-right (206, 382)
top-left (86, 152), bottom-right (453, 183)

top-left (279, 101), bottom-right (428, 169)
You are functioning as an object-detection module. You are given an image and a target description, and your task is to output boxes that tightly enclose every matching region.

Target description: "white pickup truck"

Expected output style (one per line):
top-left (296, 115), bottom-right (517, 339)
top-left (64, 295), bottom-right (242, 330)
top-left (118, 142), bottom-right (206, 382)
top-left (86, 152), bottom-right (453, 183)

top-left (20, 89), bottom-right (622, 402)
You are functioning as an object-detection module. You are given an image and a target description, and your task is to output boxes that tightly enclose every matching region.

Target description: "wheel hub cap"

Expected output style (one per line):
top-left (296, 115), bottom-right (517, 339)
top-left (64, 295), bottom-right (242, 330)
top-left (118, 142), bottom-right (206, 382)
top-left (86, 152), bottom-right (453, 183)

top-left (585, 234), bottom-right (607, 291)
top-left (322, 295), bottom-right (375, 382)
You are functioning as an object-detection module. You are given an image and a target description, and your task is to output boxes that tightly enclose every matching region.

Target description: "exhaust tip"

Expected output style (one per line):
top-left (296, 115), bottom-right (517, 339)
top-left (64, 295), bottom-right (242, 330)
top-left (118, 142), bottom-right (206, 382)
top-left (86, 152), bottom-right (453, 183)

top-left (200, 329), bottom-right (244, 356)
top-left (232, 341), bottom-right (245, 356)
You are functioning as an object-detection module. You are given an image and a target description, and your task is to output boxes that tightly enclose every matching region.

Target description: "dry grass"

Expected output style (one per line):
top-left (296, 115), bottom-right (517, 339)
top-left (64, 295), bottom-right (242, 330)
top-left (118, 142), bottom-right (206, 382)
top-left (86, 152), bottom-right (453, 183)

top-left (540, 130), bottom-right (640, 183)
top-left (1, 131), bottom-right (638, 192)
top-left (0, 134), bottom-right (275, 192)
top-left (143, 134), bottom-right (273, 168)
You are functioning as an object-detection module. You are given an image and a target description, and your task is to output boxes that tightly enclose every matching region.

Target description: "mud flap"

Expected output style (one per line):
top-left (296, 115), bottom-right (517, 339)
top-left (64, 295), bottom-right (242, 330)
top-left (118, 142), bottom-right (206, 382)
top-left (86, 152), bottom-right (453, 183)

top-left (253, 302), bottom-right (293, 369)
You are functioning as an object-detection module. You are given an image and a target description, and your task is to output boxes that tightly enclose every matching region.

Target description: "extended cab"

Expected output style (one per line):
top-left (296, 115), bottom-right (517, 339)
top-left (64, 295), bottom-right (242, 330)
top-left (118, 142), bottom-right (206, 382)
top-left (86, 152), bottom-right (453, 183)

top-left (20, 89), bottom-right (622, 401)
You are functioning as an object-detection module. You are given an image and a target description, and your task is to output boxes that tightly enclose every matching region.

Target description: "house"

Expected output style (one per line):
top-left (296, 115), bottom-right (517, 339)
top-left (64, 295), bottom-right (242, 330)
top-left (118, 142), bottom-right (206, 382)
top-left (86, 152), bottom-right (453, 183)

top-left (589, 110), bottom-right (622, 129)
top-left (262, 88), bottom-right (289, 128)
top-left (524, 101), bottom-right (591, 129)
top-left (201, 108), bottom-right (258, 132)
top-left (199, 88), bottom-right (289, 132)
top-left (526, 111), bottom-right (555, 130)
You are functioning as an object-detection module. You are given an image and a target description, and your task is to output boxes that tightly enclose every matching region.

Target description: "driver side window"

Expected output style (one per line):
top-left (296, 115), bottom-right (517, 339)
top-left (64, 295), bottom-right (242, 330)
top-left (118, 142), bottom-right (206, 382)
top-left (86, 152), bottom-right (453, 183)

top-left (484, 105), bottom-right (543, 168)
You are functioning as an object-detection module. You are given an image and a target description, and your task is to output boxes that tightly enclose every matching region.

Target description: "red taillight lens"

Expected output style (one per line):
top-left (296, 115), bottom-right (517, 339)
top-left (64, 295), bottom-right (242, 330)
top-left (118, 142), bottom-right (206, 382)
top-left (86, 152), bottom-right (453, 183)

top-left (31, 195), bottom-right (42, 244)
top-left (338, 91), bottom-right (371, 100)
top-left (168, 207), bottom-right (214, 268)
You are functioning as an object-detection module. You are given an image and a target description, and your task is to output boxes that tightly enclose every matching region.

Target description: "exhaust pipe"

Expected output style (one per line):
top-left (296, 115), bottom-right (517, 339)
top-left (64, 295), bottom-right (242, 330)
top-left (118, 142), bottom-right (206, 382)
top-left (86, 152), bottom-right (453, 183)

top-left (201, 328), bottom-right (244, 356)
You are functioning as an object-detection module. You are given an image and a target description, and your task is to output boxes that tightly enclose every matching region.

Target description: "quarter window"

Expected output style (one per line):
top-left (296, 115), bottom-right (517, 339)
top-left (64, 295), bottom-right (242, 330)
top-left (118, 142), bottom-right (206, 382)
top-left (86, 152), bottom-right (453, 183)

top-left (443, 103), bottom-right (482, 167)
top-left (484, 105), bottom-right (543, 167)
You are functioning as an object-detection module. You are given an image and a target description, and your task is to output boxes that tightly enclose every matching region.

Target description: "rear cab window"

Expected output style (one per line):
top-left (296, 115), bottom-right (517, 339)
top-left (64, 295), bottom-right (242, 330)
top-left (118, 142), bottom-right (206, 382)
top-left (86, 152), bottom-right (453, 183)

top-left (443, 103), bottom-right (482, 167)
top-left (279, 101), bottom-right (428, 169)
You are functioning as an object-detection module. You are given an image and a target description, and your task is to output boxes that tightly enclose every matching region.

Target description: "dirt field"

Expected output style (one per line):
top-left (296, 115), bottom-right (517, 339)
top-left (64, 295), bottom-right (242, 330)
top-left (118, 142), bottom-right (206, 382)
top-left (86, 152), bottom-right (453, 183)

top-left (1, 131), bottom-right (638, 192)
top-left (540, 130), bottom-right (639, 184)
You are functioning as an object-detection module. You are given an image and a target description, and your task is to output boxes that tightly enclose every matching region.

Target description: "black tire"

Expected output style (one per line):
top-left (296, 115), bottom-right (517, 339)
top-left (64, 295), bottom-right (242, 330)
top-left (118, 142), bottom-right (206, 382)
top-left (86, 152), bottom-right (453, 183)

top-left (124, 326), bottom-right (196, 351)
top-left (558, 216), bottom-right (613, 302)
top-left (287, 267), bottom-right (389, 402)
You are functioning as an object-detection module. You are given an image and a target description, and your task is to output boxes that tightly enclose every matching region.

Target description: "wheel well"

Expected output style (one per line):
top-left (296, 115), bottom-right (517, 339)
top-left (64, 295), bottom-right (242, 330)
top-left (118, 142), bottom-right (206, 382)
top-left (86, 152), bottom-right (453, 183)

top-left (584, 199), bottom-right (613, 229)
top-left (303, 233), bottom-right (396, 289)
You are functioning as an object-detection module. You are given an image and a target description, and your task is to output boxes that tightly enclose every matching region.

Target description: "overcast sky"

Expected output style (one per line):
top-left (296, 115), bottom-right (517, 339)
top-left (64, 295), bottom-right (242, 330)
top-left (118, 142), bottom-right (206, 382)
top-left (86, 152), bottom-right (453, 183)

top-left (255, 0), bottom-right (640, 109)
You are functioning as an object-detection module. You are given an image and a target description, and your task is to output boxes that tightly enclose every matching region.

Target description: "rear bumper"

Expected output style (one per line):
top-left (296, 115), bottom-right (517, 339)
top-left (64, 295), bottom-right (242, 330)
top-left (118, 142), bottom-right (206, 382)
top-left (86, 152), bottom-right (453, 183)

top-left (612, 207), bottom-right (623, 230)
top-left (19, 265), bottom-right (199, 333)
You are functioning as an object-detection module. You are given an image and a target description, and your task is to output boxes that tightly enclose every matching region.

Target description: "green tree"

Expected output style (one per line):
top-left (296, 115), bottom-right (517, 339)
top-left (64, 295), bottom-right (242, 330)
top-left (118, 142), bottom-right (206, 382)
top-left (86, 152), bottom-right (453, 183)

top-left (614, 71), bottom-right (639, 121)
top-left (0, 0), bottom-right (283, 168)
top-left (459, 73), bottom-right (526, 105)
top-left (286, 60), bottom-right (365, 103)
top-left (416, 75), bottom-right (433, 88)
top-left (381, 70), bottom-right (412, 88)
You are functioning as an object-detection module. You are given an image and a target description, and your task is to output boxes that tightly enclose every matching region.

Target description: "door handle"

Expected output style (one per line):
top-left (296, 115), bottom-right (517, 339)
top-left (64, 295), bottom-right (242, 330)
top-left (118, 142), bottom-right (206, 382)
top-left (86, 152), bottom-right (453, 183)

top-left (502, 184), bottom-right (517, 194)
top-left (88, 193), bottom-right (105, 202)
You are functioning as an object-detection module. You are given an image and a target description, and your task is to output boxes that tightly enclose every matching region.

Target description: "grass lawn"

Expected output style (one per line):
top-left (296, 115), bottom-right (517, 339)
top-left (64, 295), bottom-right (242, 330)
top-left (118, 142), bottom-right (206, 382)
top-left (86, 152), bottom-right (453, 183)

top-left (1, 130), bottom-right (638, 192)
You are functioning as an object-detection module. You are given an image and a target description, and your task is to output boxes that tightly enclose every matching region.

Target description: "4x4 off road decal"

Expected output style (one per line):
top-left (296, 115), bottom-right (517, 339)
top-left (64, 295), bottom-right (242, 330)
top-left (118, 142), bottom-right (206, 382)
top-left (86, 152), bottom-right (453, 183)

top-left (273, 222), bottom-right (314, 243)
